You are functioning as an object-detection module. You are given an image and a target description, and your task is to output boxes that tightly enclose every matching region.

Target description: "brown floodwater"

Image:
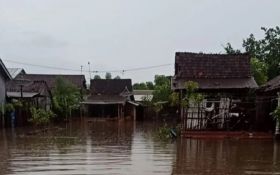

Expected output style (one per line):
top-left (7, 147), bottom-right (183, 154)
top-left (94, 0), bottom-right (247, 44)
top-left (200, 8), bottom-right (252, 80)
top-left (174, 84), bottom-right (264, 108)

top-left (0, 121), bottom-right (280, 175)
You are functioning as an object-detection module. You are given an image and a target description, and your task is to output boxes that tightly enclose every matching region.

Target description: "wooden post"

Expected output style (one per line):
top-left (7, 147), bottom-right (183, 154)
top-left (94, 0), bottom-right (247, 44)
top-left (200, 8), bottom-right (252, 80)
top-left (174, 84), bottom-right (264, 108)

top-left (275, 92), bottom-right (280, 138)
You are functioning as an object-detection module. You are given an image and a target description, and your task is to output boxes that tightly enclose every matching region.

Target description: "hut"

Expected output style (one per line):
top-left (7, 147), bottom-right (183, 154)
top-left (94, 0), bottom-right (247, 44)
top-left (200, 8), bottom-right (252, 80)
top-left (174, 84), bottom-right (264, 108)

top-left (82, 79), bottom-right (139, 120)
top-left (172, 52), bottom-right (258, 131)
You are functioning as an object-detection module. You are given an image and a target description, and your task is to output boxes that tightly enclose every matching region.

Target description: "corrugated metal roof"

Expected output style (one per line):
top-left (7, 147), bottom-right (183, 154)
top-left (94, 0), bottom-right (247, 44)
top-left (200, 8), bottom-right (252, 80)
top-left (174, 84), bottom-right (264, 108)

top-left (7, 92), bottom-right (39, 98)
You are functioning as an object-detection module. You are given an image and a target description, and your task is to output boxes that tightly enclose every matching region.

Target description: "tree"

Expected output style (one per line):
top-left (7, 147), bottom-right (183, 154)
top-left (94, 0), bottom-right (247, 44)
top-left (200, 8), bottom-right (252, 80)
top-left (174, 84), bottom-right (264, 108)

top-left (133, 82), bottom-right (148, 90)
top-left (250, 57), bottom-right (268, 85)
top-left (105, 72), bottom-right (112, 79)
top-left (53, 77), bottom-right (81, 119)
top-left (146, 81), bottom-right (154, 90)
top-left (94, 75), bottom-right (101, 79)
top-left (114, 75), bottom-right (121, 79)
top-left (225, 26), bottom-right (280, 84)
top-left (243, 27), bottom-right (280, 80)
top-left (152, 75), bottom-right (172, 102)
top-left (223, 43), bottom-right (241, 54)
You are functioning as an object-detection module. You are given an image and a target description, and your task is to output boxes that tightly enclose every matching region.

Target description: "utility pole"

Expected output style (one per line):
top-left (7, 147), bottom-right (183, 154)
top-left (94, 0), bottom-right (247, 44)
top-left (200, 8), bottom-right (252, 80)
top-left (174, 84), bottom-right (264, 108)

top-left (80, 65), bottom-right (83, 75)
top-left (88, 62), bottom-right (91, 80)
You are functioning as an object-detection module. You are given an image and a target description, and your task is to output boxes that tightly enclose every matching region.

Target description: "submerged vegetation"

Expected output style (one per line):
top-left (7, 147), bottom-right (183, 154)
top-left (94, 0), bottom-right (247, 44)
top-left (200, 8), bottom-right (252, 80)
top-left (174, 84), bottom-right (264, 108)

top-left (29, 107), bottom-right (55, 126)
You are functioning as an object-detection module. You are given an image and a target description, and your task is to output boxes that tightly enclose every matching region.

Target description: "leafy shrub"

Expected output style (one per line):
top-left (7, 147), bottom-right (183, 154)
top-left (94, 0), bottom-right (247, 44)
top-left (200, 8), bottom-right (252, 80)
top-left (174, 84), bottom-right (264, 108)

top-left (29, 107), bottom-right (55, 126)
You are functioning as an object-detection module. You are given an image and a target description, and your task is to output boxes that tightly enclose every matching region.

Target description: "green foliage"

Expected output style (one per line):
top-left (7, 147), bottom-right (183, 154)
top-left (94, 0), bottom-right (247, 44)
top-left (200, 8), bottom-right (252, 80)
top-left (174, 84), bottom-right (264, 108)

top-left (272, 106), bottom-right (280, 124)
top-left (182, 81), bottom-right (204, 108)
top-left (251, 57), bottom-right (268, 85)
top-left (225, 26), bottom-right (280, 83)
top-left (152, 75), bottom-right (171, 102)
top-left (223, 43), bottom-right (241, 54)
top-left (105, 72), bottom-right (112, 79)
top-left (133, 81), bottom-right (154, 90)
top-left (29, 107), bottom-right (54, 126)
top-left (133, 82), bottom-right (148, 90)
top-left (155, 123), bottom-right (181, 141)
top-left (243, 27), bottom-right (280, 80)
top-left (153, 102), bottom-right (164, 113)
top-left (0, 103), bottom-right (15, 114)
top-left (93, 75), bottom-right (101, 79)
top-left (146, 81), bottom-right (154, 90)
top-left (53, 77), bottom-right (81, 118)
top-left (169, 92), bottom-right (180, 107)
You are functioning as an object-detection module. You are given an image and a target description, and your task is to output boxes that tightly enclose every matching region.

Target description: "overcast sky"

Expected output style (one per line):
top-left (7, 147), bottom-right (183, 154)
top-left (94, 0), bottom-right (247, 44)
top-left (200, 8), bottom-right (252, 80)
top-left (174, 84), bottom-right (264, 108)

top-left (0, 0), bottom-right (279, 83)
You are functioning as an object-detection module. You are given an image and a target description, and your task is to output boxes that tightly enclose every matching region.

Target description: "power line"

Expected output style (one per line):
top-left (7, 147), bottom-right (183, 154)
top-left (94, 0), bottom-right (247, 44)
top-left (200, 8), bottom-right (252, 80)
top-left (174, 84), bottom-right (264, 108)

top-left (3, 59), bottom-right (173, 74)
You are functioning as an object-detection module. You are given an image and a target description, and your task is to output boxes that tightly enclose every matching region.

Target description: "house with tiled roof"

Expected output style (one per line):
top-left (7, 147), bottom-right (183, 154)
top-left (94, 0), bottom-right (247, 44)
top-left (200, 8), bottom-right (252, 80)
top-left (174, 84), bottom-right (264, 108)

top-left (172, 52), bottom-right (258, 131)
top-left (172, 52), bottom-right (258, 91)
top-left (82, 79), bottom-right (139, 119)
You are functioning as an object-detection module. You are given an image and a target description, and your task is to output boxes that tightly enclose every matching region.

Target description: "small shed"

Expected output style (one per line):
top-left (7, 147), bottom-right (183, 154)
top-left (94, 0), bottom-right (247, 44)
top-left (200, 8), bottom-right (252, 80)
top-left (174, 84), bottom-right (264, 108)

top-left (82, 79), bottom-right (139, 120)
top-left (172, 52), bottom-right (258, 131)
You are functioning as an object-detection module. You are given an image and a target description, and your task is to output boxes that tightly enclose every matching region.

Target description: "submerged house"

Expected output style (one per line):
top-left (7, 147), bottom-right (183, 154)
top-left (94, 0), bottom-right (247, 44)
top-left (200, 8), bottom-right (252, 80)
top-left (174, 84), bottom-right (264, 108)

top-left (82, 79), bottom-right (139, 119)
top-left (172, 52), bottom-right (258, 131)
top-left (6, 80), bottom-right (52, 126)
top-left (0, 59), bottom-right (12, 108)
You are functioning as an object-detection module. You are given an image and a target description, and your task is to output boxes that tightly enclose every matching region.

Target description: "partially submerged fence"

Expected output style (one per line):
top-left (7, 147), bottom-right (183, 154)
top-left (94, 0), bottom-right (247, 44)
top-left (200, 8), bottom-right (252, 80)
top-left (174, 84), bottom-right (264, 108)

top-left (181, 99), bottom-right (253, 131)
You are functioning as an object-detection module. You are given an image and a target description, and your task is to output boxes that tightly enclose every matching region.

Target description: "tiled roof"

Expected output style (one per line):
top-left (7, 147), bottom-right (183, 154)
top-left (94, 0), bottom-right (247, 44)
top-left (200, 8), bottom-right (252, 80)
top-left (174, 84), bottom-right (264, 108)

top-left (172, 52), bottom-right (258, 90)
top-left (14, 74), bottom-right (86, 91)
top-left (259, 75), bottom-right (280, 92)
top-left (86, 79), bottom-right (133, 104)
top-left (90, 79), bottom-right (132, 95)
top-left (175, 52), bottom-right (252, 79)
top-left (6, 80), bottom-right (51, 98)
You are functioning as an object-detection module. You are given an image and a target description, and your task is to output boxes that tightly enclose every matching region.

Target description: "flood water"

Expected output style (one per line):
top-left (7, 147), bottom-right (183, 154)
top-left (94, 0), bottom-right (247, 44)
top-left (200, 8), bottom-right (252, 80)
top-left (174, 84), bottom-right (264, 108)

top-left (0, 121), bottom-right (280, 175)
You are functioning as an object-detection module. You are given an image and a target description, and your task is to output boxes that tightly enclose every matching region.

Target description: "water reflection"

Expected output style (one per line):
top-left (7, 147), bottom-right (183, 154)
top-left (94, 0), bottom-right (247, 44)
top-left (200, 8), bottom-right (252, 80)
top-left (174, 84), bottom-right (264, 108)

top-left (173, 139), bottom-right (280, 175)
top-left (0, 121), bottom-right (279, 175)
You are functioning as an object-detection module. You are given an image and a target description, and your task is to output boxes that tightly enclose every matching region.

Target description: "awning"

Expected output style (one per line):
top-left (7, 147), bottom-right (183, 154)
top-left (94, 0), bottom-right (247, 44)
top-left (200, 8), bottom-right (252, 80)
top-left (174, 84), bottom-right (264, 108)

top-left (7, 92), bottom-right (39, 98)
